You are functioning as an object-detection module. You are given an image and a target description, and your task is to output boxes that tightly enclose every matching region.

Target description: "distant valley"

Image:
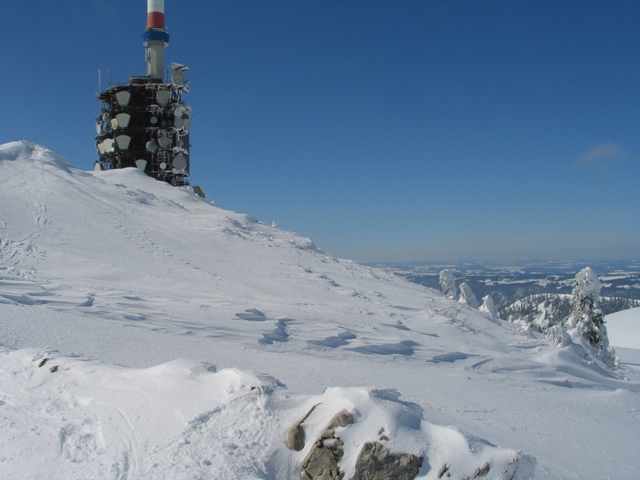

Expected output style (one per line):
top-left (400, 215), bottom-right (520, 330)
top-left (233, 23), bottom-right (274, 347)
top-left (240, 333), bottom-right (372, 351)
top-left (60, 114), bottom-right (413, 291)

top-left (375, 260), bottom-right (640, 316)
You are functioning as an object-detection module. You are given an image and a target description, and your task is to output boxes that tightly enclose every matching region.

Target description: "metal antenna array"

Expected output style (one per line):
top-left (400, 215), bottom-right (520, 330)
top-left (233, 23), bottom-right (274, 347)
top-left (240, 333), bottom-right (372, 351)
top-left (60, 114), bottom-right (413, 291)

top-left (94, 0), bottom-right (192, 186)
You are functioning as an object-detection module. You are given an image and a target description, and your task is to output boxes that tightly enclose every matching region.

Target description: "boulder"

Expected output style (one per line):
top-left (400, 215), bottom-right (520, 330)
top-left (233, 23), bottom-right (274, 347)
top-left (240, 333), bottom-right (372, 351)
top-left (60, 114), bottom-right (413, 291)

top-left (300, 410), bottom-right (354, 479)
top-left (352, 442), bottom-right (423, 480)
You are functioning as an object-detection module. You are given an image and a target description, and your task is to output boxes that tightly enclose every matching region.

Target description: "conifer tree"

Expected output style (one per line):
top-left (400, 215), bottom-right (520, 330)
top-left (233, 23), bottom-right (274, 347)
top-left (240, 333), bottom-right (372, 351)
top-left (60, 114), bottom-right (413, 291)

top-left (439, 269), bottom-right (457, 300)
top-left (459, 282), bottom-right (479, 309)
top-left (565, 267), bottom-right (617, 368)
top-left (479, 294), bottom-right (498, 318)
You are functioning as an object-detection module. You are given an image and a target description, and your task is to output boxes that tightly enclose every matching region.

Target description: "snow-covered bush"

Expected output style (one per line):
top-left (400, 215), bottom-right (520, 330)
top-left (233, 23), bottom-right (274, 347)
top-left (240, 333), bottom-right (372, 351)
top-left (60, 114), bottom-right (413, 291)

top-left (479, 294), bottom-right (498, 318)
top-left (458, 282), bottom-right (479, 309)
top-left (564, 267), bottom-right (617, 369)
top-left (500, 294), bottom-right (570, 332)
top-left (439, 269), bottom-right (457, 299)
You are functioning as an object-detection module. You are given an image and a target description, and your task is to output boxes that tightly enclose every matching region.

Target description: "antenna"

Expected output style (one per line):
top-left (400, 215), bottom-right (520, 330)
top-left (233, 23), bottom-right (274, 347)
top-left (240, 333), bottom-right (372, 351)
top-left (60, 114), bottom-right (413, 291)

top-left (143, 0), bottom-right (170, 80)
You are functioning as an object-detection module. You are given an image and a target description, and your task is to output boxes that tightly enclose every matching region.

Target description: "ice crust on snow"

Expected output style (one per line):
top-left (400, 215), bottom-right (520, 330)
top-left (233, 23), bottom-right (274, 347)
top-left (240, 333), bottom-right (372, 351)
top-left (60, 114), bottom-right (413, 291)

top-left (606, 306), bottom-right (640, 349)
top-left (1, 142), bottom-right (639, 479)
top-left (606, 307), bottom-right (640, 366)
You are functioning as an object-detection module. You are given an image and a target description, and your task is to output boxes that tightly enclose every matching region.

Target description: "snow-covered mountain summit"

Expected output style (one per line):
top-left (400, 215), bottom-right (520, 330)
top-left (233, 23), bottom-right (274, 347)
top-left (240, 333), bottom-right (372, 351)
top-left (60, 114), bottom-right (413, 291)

top-left (1, 141), bottom-right (638, 479)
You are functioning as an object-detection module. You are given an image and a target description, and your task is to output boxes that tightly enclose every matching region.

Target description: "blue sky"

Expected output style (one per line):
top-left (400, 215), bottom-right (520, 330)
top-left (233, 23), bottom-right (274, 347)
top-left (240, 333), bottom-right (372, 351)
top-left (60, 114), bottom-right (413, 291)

top-left (2, 1), bottom-right (638, 263)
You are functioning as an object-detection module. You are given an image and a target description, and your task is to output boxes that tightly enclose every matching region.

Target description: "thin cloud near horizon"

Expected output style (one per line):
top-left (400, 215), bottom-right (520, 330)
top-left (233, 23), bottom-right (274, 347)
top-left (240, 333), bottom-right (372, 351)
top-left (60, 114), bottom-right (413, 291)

top-left (575, 141), bottom-right (627, 173)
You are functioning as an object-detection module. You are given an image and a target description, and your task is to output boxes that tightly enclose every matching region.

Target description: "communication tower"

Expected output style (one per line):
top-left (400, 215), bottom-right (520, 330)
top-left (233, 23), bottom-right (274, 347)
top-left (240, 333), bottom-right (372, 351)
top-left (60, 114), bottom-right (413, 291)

top-left (94, 0), bottom-right (192, 186)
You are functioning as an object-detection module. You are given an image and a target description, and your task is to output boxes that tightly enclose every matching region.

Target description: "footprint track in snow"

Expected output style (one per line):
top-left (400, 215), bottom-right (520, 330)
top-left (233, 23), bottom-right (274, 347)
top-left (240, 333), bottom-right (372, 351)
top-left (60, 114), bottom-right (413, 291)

top-left (259, 318), bottom-right (294, 345)
top-left (307, 330), bottom-right (357, 348)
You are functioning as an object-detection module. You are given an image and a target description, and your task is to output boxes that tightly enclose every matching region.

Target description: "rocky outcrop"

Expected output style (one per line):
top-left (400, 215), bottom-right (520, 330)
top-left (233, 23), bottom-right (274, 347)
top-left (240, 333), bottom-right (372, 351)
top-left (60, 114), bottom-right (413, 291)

top-left (301, 434), bottom-right (345, 480)
top-left (352, 441), bottom-right (423, 480)
top-left (288, 404), bottom-right (320, 451)
top-left (288, 407), bottom-right (422, 480)
top-left (300, 409), bottom-right (354, 480)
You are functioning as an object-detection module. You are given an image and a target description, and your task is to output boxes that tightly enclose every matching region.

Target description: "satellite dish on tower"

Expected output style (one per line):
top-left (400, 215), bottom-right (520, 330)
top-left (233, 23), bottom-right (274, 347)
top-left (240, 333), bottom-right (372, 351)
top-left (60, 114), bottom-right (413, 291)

top-left (156, 90), bottom-right (171, 106)
top-left (172, 154), bottom-right (187, 170)
top-left (103, 138), bottom-right (115, 152)
top-left (158, 130), bottom-right (171, 148)
top-left (146, 140), bottom-right (158, 152)
top-left (169, 62), bottom-right (189, 84)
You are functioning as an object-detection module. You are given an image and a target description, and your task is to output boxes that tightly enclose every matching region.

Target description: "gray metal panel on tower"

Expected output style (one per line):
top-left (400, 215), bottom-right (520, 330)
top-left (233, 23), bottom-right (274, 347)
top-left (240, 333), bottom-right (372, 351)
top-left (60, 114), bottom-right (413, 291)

top-left (116, 135), bottom-right (132, 150)
top-left (183, 112), bottom-right (192, 131)
top-left (115, 113), bottom-right (131, 128)
top-left (135, 159), bottom-right (148, 170)
top-left (115, 91), bottom-right (131, 107)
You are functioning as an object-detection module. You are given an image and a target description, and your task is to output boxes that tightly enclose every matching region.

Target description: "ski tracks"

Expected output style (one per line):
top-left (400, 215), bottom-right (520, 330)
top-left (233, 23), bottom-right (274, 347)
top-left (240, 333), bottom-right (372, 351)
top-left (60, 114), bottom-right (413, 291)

top-left (109, 407), bottom-right (142, 480)
top-left (0, 237), bottom-right (42, 280)
top-left (139, 386), bottom-right (276, 479)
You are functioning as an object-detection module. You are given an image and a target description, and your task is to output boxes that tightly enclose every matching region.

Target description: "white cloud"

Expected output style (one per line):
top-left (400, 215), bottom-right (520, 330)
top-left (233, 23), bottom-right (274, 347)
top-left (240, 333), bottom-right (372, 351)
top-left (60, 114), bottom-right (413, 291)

top-left (575, 141), bottom-right (626, 173)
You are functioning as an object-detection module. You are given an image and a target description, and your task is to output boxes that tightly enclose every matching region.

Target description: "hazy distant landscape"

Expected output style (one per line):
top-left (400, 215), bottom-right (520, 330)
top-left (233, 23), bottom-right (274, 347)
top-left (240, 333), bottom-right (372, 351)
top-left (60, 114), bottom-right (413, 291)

top-left (376, 260), bottom-right (640, 312)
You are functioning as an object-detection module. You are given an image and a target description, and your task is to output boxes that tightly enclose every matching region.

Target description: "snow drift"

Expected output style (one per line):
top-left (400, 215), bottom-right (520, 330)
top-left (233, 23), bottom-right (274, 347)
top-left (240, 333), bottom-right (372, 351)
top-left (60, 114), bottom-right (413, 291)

top-left (1, 141), bottom-right (639, 479)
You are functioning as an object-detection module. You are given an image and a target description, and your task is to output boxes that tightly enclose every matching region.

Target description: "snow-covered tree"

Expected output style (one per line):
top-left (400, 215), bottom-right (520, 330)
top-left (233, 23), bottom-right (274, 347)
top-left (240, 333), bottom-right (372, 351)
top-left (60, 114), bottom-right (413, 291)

top-left (546, 324), bottom-right (571, 347)
top-left (479, 294), bottom-right (498, 318)
top-left (458, 282), bottom-right (479, 309)
top-left (565, 267), bottom-right (617, 369)
top-left (439, 269), bottom-right (457, 299)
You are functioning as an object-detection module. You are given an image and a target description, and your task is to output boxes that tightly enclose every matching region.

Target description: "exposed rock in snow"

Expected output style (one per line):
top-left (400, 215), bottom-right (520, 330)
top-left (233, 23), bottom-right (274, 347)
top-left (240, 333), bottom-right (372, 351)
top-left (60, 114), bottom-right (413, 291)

top-left (353, 442), bottom-right (423, 480)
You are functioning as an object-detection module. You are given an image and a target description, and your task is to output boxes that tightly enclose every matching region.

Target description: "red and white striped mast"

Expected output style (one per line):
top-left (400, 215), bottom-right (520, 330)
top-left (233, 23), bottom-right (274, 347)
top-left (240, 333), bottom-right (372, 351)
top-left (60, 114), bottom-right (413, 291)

top-left (143, 0), bottom-right (170, 80)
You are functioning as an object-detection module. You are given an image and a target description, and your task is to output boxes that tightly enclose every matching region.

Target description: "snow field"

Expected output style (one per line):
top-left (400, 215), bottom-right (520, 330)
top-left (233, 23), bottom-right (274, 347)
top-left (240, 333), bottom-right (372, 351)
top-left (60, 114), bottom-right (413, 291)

top-left (1, 141), bottom-right (639, 479)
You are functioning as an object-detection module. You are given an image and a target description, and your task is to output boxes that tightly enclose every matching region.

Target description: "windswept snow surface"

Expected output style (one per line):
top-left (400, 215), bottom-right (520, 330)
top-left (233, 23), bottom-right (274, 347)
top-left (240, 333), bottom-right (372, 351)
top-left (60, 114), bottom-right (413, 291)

top-left (606, 307), bottom-right (640, 367)
top-left (1, 141), bottom-right (639, 479)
